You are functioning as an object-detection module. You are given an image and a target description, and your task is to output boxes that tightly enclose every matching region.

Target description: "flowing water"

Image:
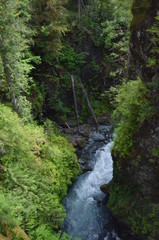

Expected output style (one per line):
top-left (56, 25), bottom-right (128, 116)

top-left (63, 126), bottom-right (121, 240)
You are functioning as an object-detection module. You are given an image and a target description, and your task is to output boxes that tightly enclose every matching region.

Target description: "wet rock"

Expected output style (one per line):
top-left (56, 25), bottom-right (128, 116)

top-left (78, 158), bottom-right (85, 164)
top-left (68, 136), bottom-right (78, 147)
top-left (105, 140), bottom-right (109, 144)
top-left (98, 116), bottom-right (111, 125)
top-left (106, 218), bottom-right (140, 240)
top-left (98, 125), bottom-right (113, 132)
top-left (100, 184), bottom-right (110, 195)
top-left (79, 157), bottom-right (93, 172)
top-left (81, 165), bottom-right (92, 172)
top-left (76, 138), bottom-right (86, 149)
top-left (90, 131), bottom-right (106, 141)
top-left (92, 126), bottom-right (113, 142)
top-left (62, 123), bottom-right (113, 172)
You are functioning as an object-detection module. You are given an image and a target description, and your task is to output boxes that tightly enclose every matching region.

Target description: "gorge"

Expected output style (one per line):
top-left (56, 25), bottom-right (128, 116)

top-left (0, 0), bottom-right (159, 240)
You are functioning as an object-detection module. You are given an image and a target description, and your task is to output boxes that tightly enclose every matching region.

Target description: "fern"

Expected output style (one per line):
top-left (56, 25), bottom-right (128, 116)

top-left (0, 104), bottom-right (80, 238)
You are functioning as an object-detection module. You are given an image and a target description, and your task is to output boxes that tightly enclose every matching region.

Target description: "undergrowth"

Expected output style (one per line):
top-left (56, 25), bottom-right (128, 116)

top-left (0, 104), bottom-right (80, 239)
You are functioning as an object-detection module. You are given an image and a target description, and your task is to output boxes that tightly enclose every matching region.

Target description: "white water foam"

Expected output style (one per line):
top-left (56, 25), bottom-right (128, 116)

top-left (63, 142), bottom-right (121, 239)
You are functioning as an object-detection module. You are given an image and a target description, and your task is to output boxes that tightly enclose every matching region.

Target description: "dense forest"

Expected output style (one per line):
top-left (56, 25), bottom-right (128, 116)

top-left (0, 0), bottom-right (159, 239)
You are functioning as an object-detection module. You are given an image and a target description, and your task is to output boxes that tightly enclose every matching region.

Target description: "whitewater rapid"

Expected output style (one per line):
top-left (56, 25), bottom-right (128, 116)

top-left (63, 137), bottom-right (120, 240)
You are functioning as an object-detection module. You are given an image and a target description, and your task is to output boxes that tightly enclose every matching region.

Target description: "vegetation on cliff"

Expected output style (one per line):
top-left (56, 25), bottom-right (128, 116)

top-left (111, 78), bottom-right (153, 157)
top-left (108, 1), bottom-right (159, 239)
top-left (0, 104), bottom-right (80, 239)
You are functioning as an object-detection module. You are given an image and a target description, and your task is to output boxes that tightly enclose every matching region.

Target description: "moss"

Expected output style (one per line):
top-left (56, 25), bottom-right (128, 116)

top-left (108, 181), bottom-right (159, 239)
top-left (131, 0), bottom-right (152, 28)
top-left (109, 146), bottom-right (159, 239)
top-left (132, 0), bottom-right (152, 14)
top-left (152, 147), bottom-right (159, 157)
top-left (148, 158), bottom-right (156, 164)
top-left (76, 138), bottom-right (86, 149)
top-left (129, 204), bottom-right (159, 239)
top-left (147, 146), bottom-right (159, 164)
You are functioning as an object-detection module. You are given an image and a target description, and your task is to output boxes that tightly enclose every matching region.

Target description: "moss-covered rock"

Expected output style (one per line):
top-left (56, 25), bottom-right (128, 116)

top-left (100, 184), bottom-right (110, 195)
top-left (131, 0), bottom-right (152, 28)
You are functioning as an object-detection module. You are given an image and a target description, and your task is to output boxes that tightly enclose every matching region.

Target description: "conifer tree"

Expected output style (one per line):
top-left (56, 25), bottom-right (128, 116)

top-left (32, 0), bottom-right (68, 62)
top-left (0, 0), bottom-right (34, 120)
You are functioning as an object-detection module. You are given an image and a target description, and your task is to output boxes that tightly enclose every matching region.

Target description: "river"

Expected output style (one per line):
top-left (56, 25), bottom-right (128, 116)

top-left (62, 126), bottom-right (120, 240)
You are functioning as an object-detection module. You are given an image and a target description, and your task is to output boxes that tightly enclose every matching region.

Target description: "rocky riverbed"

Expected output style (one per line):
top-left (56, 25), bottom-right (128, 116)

top-left (62, 123), bottom-right (113, 169)
top-left (62, 123), bottom-right (139, 240)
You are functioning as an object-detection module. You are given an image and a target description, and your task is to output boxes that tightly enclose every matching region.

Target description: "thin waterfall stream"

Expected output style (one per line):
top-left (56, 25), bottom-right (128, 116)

top-left (63, 126), bottom-right (120, 240)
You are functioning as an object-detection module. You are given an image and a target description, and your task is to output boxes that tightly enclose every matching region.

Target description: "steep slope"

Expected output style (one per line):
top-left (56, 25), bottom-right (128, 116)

top-left (108, 1), bottom-right (159, 239)
top-left (0, 104), bottom-right (80, 239)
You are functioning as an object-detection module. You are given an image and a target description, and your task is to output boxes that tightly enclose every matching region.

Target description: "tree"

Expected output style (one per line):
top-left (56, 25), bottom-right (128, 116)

top-left (32, 0), bottom-right (69, 62)
top-left (30, 0), bottom-right (70, 120)
top-left (0, 0), bottom-right (34, 120)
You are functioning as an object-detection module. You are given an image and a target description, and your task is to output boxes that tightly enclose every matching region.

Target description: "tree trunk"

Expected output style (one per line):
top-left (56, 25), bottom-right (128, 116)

top-left (126, 50), bottom-right (131, 81)
top-left (78, 0), bottom-right (81, 20)
top-left (71, 75), bottom-right (80, 131)
top-left (78, 76), bottom-right (99, 127)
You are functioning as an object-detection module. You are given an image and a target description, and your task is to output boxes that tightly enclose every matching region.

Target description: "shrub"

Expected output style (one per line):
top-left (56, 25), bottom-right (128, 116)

top-left (111, 78), bottom-right (154, 157)
top-left (0, 104), bottom-right (80, 238)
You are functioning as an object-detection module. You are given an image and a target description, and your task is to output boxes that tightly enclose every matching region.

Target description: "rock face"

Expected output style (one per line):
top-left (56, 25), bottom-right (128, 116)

top-left (109, 1), bottom-right (159, 240)
top-left (130, 1), bottom-right (159, 99)
top-left (62, 124), bottom-right (96, 158)
top-left (62, 124), bottom-right (113, 171)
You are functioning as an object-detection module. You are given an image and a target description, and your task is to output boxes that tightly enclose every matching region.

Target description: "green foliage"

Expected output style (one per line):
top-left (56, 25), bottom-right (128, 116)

top-left (92, 100), bottom-right (110, 118)
top-left (44, 43), bottom-right (88, 121)
top-left (0, 192), bottom-right (17, 228)
top-left (147, 16), bottom-right (159, 67)
top-left (28, 0), bottom-right (71, 120)
top-left (58, 44), bottom-right (87, 74)
top-left (108, 183), bottom-right (134, 218)
top-left (0, 0), bottom-right (35, 120)
top-left (111, 78), bottom-right (153, 157)
top-left (30, 82), bottom-right (46, 120)
top-left (108, 158), bottom-right (159, 240)
top-left (152, 147), bottom-right (159, 157)
top-left (48, 93), bottom-right (71, 120)
top-left (130, 204), bottom-right (159, 239)
top-left (74, 0), bottom-right (132, 81)
top-left (32, 0), bottom-right (69, 62)
top-left (101, 1), bottom-right (131, 81)
top-left (28, 0), bottom-right (132, 121)
top-left (109, 181), bottom-right (159, 240)
top-left (0, 104), bottom-right (80, 238)
top-left (35, 224), bottom-right (81, 239)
